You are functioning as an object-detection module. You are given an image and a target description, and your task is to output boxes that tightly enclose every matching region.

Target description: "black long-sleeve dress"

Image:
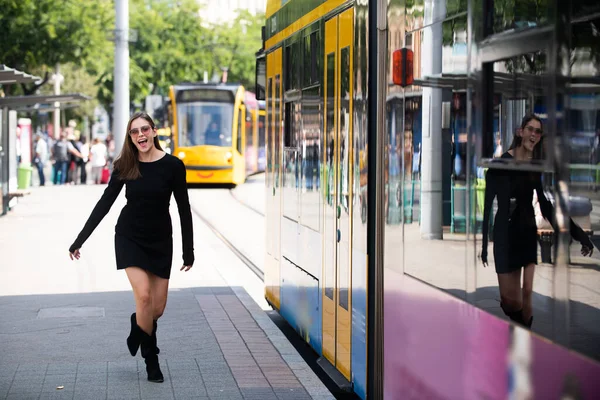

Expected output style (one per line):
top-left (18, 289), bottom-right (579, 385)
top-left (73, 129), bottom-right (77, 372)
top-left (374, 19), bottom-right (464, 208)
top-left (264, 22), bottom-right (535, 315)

top-left (482, 152), bottom-right (590, 274)
top-left (69, 154), bottom-right (194, 279)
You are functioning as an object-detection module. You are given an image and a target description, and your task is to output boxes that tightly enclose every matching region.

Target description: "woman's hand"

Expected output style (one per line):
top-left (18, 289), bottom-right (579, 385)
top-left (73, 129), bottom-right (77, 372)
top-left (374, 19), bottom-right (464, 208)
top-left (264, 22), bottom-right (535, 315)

top-left (180, 265), bottom-right (192, 272)
top-left (581, 244), bottom-right (593, 257)
top-left (480, 247), bottom-right (488, 267)
top-left (69, 249), bottom-right (81, 260)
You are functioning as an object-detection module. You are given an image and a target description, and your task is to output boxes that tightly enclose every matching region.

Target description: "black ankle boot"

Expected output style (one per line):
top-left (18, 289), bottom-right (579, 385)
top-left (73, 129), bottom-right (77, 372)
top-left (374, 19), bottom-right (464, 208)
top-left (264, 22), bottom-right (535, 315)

top-left (152, 320), bottom-right (160, 355)
top-left (126, 313), bottom-right (142, 356)
top-left (501, 303), bottom-right (525, 324)
top-left (525, 316), bottom-right (533, 329)
top-left (141, 330), bottom-right (164, 383)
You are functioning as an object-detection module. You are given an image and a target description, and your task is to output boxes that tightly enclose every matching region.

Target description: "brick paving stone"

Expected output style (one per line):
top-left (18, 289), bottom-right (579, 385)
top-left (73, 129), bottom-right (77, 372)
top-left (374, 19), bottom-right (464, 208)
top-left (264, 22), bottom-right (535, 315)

top-left (1, 185), bottom-right (335, 400)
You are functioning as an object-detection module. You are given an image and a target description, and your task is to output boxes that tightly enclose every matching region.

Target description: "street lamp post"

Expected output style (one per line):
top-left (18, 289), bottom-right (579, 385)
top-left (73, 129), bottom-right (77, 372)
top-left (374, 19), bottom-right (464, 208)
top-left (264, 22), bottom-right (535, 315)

top-left (52, 64), bottom-right (64, 139)
top-left (113, 0), bottom-right (130, 157)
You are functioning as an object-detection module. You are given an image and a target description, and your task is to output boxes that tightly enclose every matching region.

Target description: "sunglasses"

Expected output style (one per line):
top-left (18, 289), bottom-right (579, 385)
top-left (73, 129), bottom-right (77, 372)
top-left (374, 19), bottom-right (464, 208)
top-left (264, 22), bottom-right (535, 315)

top-left (129, 125), bottom-right (152, 136)
top-left (524, 125), bottom-right (543, 135)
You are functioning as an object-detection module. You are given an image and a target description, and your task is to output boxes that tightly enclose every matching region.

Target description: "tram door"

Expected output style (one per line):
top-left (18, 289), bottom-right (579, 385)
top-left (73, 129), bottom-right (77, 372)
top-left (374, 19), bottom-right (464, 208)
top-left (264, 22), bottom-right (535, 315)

top-left (266, 48), bottom-right (282, 309)
top-left (322, 7), bottom-right (353, 380)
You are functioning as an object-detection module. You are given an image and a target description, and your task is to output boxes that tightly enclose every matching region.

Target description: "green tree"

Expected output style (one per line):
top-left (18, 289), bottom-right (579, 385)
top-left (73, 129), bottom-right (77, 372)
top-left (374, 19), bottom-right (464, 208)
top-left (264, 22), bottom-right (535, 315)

top-left (209, 10), bottom-right (265, 89)
top-left (0, 0), bottom-right (113, 94)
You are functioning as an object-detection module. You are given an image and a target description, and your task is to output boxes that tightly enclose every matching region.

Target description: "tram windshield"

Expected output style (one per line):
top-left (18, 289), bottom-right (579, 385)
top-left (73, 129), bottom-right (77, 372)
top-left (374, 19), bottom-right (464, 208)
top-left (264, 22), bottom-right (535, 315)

top-left (177, 102), bottom-right (234, 147)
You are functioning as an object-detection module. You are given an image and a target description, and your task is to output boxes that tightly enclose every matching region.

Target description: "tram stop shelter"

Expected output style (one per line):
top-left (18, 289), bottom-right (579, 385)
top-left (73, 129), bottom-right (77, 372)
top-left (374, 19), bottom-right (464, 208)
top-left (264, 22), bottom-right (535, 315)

top-left (0, 64), bottom-right (90, 216)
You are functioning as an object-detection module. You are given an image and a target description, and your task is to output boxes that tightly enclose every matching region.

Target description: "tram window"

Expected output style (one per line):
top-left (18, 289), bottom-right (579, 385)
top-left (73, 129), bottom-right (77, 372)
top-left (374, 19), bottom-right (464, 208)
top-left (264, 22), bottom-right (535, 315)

top-left (267, 77), bottom-right (273, 179)
top-left (285, 41), bottom-right (300, 91)
top-left (303, 34), bottom-right (312, 87)
top-left (284, 102), bottom-right (298, 148)
top-left (236, 108), bottom-right (243, 154)
top-left (258, 114), bottom-right (266, 148)
top-left (303, 30), bottom-right (320, 87)
top-left (300, 86), bottom-right (321, 232)
top-left (275, 74), bottom-right (281, 188)
top-left (285, 45), bottom-right (292, 91)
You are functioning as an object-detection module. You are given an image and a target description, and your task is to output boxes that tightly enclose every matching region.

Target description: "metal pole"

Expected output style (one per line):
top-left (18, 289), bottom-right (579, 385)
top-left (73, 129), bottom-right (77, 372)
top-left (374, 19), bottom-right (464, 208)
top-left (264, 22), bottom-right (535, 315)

top-left (113, 0), bottom-right (130, 157)
top-left (367, 0), bottom-right (386, 397)
top-left (420, 0), bottom-right (446, 240)
top-left (53, 63), bottom-right (61, 139)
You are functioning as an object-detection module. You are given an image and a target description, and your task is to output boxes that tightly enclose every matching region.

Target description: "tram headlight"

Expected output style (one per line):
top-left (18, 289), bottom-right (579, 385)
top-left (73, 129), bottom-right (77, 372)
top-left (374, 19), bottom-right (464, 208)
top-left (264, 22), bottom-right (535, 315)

top-left (225, 151), bottom-right (233, 163)
top-left (177, 151), bottom-right (186, 159)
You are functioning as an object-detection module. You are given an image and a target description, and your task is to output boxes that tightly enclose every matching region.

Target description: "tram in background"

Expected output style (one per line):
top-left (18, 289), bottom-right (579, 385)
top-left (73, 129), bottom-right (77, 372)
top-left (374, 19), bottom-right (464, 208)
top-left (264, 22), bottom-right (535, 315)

top-left (167, 83), bottom-right (263, 186)
top-left (257, 0), bottom-right (600, 399)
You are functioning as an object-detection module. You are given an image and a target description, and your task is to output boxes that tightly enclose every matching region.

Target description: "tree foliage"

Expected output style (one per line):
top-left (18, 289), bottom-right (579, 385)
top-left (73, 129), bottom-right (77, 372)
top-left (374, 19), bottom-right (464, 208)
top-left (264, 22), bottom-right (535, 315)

top-left (0, 0), bottom-right (265, 120)
top-left (0, 0), bottom-right (113, 94)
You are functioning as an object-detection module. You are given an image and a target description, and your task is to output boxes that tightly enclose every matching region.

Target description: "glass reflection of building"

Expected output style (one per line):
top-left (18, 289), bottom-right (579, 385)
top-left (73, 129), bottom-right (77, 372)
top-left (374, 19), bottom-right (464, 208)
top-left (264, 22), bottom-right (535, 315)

top-left (384, 0), bottom-right (600, 367)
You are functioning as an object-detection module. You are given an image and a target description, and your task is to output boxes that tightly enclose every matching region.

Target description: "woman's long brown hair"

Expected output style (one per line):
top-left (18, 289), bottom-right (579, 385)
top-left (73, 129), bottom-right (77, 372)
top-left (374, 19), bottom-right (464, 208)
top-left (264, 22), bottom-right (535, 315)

top-left (114, 112), bottom-right (163, 180)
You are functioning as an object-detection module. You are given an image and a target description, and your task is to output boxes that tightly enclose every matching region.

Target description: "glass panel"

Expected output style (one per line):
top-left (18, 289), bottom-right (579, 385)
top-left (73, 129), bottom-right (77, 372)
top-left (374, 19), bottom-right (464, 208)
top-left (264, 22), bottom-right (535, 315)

top-left (491, 1), bottom-right (550, 35)
top-left (311, 31), bottom-right (320, 84)
top-left (566, 14), bottom-right (600, 362)
top-left (339, 46), bottom-right (350, 311)
top-left (245, 110), bottom-right (253, 156)
top-left (304, 33), bottom-right (312, 88)
top-left (266, 77), bottom-right (274, 256)
top-left (399, 17), bottom-right (468, 298)
top-left (283, 149), bottom-right (298, 220)
top-left (176, 102), bottom-right (233, 147)
top-left (300, 87), bottom-right (321, 232)
top-left (267, 79), bottom-right (273, 186)
top-left (283, 102), bottom-right (300, 221)
top-left (325, 51), bottom-right (336, 301)
top-left (259, 113), bottom-right (266, 148)
top-left (237, 108), bottom-right (243, 154)
top-left (474, 51), bottom-right (558, 342)
top-left (275, 75), bottom-right (281, 188)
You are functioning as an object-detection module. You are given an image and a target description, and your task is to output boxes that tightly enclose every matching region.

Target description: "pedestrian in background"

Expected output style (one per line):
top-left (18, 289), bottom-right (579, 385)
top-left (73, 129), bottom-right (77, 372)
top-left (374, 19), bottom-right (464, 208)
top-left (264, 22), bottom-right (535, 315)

top-left (34, 134), bottom-right (48, 186)
top-left (79, 136), bottom-right (89, 184)
top-left (68, 112), bottom-right (194, 383)
top-left (52, 132), bottom-right (82, 185)
top-left (89, 138), bottom-right (108, 184)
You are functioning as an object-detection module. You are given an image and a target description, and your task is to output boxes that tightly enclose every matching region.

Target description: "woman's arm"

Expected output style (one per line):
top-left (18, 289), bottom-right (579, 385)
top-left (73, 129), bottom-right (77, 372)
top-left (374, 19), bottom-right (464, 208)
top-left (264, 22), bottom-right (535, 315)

top-left (69, 170), bottom-right (124, 252)
top-left (481, 169), bottom-right (497, 263)
top-left (173, 159), bottom-right (194, 267)
top-left (535, 177), bottom-right (594, 249)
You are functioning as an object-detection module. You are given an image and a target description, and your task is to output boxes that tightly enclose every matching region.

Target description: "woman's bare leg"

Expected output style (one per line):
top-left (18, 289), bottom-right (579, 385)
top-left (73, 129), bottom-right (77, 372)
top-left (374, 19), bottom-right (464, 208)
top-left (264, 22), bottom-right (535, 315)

top-left (149, 274), bottom-right (169, 321)
top-left (497, 269), bottom-right (523, 314)
top-left (125, 267), bottom-right (153, 335)
top-left (522, 263), bottom-right (535, 322)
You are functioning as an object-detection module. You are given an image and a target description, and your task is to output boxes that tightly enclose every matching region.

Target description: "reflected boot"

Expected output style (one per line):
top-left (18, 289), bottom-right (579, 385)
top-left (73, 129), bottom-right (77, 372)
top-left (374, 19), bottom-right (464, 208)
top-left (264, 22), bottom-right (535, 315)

top-left (152, 319), bottom-right (160, 355)
top-left (524, 316), bottom-right (533, 330)
top-left (141, 330), bottom-right (164, 383)
top-left (501, 303), bottom-right (526, 325)
top-left (126, 313), bottom-right (142, 356)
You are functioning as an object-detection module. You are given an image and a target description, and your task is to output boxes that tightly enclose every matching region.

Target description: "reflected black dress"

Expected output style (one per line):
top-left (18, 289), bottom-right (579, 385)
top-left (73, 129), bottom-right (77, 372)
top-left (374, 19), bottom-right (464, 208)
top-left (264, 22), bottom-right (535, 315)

top-left (482, 152), bottom-right (589, 274)
top-left (69, 154), bottom-right (194, 279)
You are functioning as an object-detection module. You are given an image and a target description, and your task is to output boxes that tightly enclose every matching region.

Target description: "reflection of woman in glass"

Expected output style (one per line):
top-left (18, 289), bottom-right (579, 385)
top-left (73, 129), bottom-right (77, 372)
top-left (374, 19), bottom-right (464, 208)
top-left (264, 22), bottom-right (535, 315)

top-left (481, 114), bottom-right (594, 328)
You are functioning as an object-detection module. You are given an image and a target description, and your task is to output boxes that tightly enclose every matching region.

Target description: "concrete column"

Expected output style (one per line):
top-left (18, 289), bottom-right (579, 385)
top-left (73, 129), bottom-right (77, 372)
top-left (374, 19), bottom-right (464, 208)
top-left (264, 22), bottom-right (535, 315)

top-left (113, 0), bottom-right (130, 156)
top-left (420, 0), bottom-right (446, 240)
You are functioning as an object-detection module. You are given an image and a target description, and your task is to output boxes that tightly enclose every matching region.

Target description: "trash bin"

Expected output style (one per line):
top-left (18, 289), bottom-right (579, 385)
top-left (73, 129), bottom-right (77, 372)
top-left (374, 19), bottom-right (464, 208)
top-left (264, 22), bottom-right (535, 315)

top-left (17, 163), bottom-right (33, 189)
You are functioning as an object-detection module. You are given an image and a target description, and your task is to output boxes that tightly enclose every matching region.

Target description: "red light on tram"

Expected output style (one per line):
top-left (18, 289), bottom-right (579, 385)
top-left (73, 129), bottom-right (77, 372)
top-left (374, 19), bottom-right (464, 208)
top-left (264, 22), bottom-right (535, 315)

top-left (393, 48), bottom-right (414, 87)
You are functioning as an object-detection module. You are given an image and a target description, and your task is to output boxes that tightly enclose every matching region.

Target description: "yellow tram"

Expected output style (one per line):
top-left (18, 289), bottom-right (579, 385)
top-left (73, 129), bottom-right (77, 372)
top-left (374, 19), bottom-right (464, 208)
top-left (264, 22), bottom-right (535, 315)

top-left (168, 83), bottom-right (263, 185)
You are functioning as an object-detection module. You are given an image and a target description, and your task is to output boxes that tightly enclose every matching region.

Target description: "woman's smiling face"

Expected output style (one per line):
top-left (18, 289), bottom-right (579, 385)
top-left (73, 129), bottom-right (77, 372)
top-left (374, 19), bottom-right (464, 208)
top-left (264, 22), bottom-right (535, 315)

top-left (129, 117), bottom-right (156, 153)
top-left (519, 119), bottom-right (543, 153)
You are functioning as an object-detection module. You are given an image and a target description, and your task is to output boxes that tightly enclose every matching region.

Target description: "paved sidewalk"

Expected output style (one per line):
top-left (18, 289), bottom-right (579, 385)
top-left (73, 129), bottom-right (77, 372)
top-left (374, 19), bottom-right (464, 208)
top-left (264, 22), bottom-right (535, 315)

top-left (0, 185), bottom-right (334, 400)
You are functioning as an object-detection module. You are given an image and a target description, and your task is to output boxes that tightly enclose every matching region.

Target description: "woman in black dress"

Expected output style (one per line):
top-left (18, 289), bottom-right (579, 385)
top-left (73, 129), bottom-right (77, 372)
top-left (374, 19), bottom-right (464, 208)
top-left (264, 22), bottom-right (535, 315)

top-left (481, 114), bottom-right (593, 329)
top-left (68, 112), bottom-right (194, 382)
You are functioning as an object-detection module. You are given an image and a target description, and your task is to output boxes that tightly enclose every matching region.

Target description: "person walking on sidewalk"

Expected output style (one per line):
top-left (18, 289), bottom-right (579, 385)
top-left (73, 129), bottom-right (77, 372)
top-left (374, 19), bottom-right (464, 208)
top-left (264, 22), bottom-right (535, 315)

top-left (68, 112), bottom-right (194, 383)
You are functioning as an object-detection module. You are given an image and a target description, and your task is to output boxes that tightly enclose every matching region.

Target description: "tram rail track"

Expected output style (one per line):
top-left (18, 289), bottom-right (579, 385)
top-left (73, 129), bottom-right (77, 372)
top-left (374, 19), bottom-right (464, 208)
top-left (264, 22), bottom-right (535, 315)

top-left (190, 201), bottom-right (264, 281)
